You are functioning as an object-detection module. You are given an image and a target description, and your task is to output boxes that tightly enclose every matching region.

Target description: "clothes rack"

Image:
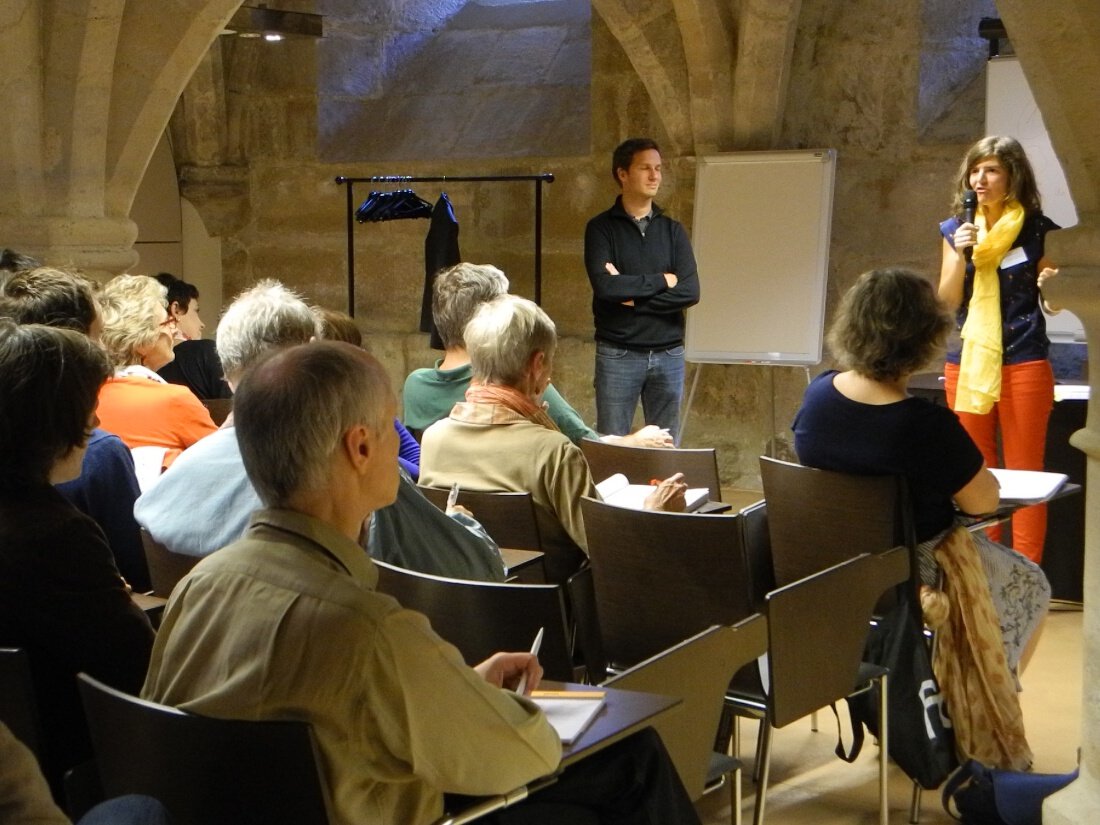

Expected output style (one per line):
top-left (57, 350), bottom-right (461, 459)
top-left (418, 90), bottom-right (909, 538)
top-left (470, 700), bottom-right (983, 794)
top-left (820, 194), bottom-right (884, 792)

top-left (334, 173), bottom-right (555, 317)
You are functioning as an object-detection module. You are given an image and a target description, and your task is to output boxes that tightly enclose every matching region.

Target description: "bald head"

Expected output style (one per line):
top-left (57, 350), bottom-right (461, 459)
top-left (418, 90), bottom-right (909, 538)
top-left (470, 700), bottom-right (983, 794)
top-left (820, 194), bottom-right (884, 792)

top-left (234, 341), bottom-right (393, 507)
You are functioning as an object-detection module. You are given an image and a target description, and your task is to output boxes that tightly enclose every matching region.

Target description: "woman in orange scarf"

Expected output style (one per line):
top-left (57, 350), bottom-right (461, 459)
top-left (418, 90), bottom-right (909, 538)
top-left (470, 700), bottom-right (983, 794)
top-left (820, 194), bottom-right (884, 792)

top-left (939, 136), bottom-right (1060, 563)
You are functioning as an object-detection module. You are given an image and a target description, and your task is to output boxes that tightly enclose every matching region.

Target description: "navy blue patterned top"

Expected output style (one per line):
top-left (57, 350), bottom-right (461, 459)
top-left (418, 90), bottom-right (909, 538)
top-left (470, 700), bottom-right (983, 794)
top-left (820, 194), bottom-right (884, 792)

top-left (939, 211), bottom-right (1058, 365)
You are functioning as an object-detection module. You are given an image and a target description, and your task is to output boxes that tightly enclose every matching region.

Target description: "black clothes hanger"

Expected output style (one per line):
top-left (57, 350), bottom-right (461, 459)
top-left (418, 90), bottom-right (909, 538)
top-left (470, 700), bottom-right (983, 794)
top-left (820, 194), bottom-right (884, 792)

top-left (355, 189), bottom-right (433, 223)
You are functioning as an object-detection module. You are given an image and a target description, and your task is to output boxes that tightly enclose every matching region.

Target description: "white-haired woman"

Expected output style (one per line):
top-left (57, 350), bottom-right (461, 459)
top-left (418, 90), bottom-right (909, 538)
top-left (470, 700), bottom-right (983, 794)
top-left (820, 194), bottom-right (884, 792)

top-left (96, 275), bottom-right (216, 469)
top-left (420, 295), bottom-right (685, 583)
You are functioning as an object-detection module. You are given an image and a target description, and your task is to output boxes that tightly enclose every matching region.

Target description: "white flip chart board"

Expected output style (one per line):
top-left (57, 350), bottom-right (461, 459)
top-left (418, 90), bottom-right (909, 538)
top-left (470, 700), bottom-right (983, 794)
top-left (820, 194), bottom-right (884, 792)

top-left (686, 150), bottom-right (836, 365)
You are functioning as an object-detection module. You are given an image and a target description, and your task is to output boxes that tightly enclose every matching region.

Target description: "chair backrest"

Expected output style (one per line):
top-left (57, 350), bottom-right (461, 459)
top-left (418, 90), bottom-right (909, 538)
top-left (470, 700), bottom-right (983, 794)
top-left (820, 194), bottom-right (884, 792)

top-left (77, 673), bottom-right (332, 825)
top-left (373, 559), bottom-right (576, 681)
top-left (759, 456), bottom-right (913, 587)
top-left (0, 647), bottom-right (41, 758)
top-left (766, 546), bottom-right (909, 729)
top-left (140, 530), bottom-right (200, 598)
top-left (202, 397), bottom-right (233, 426)
top-left (738, 500), bottom-right (777, 613)
top-left (580, 497), bottom-right (754, 669)
top-left (604, 616), bottom-right (767, 799)
top-left (418, 487), bottom-right (543, 551)
top-left (579, 438), bottom-right (723, 502)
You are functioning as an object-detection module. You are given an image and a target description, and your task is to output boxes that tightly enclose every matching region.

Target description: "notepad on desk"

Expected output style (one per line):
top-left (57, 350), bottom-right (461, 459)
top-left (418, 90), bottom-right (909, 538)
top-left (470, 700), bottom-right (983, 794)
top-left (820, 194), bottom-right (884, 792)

top-left (595, 473), bottom-right (709, 512)
top-left (989, 468), bottom-right (1069, 505)
top-left (530, 691), bottom-right (606, 744)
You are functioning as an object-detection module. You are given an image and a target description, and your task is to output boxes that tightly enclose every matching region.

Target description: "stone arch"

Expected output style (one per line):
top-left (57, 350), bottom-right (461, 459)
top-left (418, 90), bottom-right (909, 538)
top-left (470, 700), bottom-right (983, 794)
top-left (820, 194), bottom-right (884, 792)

top-left (593, 0), bottom-right (800, 154)
top-left (0, 0), bottom-right (241, 274)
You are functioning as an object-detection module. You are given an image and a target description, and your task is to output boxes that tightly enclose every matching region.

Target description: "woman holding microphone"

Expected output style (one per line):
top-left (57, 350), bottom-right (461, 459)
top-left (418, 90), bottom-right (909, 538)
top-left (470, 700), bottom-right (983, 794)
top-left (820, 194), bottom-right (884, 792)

top-left (939, 135), bottom-right (1060, 563)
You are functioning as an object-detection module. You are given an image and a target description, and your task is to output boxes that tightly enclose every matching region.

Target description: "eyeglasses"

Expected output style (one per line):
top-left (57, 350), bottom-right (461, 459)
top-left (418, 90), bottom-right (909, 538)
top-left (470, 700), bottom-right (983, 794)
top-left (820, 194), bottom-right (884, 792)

top-left (159, 316), bottom-right (177, 329)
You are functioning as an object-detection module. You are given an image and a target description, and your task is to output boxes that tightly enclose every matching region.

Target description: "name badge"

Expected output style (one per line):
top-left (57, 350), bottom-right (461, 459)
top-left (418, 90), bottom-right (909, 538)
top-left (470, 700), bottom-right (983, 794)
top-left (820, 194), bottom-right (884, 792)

top-left (1000, 246), bottom-right (1028, 269)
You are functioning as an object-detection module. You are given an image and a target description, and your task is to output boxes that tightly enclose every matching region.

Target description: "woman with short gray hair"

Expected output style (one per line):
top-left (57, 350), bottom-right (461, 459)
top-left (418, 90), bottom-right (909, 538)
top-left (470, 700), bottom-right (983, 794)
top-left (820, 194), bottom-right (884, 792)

top-left (420, 295), bottom-right (686, 582)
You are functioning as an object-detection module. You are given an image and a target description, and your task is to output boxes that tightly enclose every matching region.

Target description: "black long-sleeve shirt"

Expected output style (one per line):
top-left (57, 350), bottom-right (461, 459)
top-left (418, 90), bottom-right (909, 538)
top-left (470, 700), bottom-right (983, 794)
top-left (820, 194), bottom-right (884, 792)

top-left (584, 197), bottom-right (700, 350)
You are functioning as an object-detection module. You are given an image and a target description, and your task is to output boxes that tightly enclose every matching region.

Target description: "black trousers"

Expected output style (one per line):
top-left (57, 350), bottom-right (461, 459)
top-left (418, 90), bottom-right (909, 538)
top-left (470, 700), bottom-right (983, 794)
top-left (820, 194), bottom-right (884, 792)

top-left (486, 728), bottom-right (700, 825)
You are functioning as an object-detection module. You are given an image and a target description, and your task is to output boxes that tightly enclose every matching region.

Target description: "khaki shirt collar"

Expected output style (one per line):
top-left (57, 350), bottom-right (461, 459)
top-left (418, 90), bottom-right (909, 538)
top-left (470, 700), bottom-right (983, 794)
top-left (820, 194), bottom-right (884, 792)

top-left (245, 507), bottom-right (378, 589)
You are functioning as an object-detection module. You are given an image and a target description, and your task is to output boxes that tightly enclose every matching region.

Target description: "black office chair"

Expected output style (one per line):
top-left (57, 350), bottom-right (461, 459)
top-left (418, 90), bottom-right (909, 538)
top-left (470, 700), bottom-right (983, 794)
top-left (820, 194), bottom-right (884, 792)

top-left (758, 456), bottom-right (914, 587)
top-left (140, 530), bottom-right (200, 598)
top-left (77, 673), bottom-right (333, 825)
top-left (580, 497), bottom-right (754, 670)
top-left (579, 438), bottom-right (723, 502)
top-left (373, 559), bottom-right (579, 681)
top-left (418, 487), bottom-right (543, 552)
top-left (726, 547), bottom-right (910, 825)
top-left (604, 617), bottom-right (768, 825)
top-left (0, 647), bottom-right (42, 758)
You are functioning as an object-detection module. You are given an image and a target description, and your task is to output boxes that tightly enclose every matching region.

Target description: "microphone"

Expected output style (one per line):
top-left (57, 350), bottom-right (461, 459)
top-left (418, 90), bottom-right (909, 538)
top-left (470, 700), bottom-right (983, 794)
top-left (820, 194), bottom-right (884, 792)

top-left (961, 189), bottom-right (978, 263)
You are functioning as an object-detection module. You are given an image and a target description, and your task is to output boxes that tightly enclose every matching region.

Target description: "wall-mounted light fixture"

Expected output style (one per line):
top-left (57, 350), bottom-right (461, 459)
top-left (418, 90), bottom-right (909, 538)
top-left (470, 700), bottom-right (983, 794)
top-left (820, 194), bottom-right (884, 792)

top-left (221, 4), bottom-right (323, 41)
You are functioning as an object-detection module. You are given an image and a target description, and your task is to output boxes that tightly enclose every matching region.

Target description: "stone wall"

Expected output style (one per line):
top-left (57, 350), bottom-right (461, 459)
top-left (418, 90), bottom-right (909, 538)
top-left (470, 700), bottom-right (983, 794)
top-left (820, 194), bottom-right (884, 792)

top-left (179, 0), bottom-right (994, 489)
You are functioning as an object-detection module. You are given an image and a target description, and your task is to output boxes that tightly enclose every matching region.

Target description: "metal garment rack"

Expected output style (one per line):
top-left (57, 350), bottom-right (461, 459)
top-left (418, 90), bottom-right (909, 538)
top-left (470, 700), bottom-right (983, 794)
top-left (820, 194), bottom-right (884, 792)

top-left (334, 173), bottom-right (555, 317)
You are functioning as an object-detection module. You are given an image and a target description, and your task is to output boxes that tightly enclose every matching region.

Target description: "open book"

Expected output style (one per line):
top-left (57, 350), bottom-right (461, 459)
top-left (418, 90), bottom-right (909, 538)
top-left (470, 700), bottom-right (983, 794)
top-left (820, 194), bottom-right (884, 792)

top-left (595, 473), bottom-right (709, 512)
top-left (530, 691), bottom-right (606, 744)
top-left (989, 468), bottom-right (1069, 505)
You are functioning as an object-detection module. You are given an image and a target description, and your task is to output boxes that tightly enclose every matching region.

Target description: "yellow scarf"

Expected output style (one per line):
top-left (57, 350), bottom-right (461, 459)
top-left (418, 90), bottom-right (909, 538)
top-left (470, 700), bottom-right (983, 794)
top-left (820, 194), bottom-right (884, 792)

top-left (954, 198), bottom-right (1026, 414)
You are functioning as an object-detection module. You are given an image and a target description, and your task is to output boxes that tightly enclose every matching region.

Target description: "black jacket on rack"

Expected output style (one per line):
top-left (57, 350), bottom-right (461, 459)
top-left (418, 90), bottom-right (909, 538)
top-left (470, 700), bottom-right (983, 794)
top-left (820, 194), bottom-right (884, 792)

top-left (422, 193), bottom-right (460, 350)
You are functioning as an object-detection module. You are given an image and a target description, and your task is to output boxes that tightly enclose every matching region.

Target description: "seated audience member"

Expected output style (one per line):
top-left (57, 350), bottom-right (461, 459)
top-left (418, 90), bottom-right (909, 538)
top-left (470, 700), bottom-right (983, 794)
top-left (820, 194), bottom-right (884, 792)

top-left (96, 274), bottom-right (217, 468)
top-left (143, 340), bottom-right (698, 825)
top-left (404, 262), bottom-right (673, 447)
top-left (0, 247), bottom-right (40, 281)
top-left (792, 267), bottom-right (1050, 769)
top-left (0, 322), bottom-right (155, 797)
top-left (0, 267), bottom-right (149, 590)
top-left (1, 721), bottom-right (170, 825)
top-left (420, 295), bottom-right (686, 583)
top-left (314, 304), bottom-right (421, 478)
top-left (135, 282), bottom-right (504, 581)
top-left (154, 272), bottom-right (231, 401)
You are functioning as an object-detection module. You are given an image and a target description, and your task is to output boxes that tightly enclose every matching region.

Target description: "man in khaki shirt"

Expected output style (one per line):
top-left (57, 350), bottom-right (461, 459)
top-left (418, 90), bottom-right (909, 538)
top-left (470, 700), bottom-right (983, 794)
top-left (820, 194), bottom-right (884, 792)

top-left (142, 342), bottom-right (560, 824)
top-left (143, 341), bottom-right (699, 825)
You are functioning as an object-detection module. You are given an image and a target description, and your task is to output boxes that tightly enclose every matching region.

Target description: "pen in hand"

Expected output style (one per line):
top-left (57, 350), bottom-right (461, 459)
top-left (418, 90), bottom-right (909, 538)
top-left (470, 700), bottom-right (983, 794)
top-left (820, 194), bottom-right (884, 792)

top-left (514, 626), bottom-right (544, 696)
top-left (446, 482), bottom-right (460, 511)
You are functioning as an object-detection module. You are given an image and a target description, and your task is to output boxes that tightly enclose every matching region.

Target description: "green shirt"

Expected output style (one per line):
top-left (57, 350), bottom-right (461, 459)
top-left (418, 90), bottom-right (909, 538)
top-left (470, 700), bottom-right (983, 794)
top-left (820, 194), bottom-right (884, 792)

top-left (402, 361), bottom-right (599, 444)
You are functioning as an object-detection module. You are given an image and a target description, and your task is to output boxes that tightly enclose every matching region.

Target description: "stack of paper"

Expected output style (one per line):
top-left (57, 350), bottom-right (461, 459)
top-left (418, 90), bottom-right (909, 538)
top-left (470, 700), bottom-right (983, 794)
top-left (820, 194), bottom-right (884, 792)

top-left (595, 473), bottom-right (709, 512)
top-left (989, 468), bottom-right (1069, 505)
top-left (530, 690), bottom-right (606, 744)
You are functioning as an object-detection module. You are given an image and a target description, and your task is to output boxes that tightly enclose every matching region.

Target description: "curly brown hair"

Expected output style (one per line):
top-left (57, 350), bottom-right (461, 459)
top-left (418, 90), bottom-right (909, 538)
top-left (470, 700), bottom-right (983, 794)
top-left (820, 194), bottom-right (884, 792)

top-left (826, 268), bottom-right (952, 382)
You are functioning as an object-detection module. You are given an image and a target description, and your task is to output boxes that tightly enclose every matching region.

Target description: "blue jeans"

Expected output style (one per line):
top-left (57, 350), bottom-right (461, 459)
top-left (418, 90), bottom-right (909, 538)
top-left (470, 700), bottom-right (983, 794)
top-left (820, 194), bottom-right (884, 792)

top-left (78, 795), bottom-right (172, 825)
top-left (594, 341), bottom-right (685, 438)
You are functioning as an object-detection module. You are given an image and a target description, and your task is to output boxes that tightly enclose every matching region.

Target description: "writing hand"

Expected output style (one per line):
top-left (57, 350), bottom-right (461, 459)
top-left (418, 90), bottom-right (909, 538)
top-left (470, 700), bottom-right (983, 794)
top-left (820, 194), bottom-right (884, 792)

top-left (620, 425), bottom-right (673, 448)
top-left (643, 472), bottom-right (688, 512)
top-left (475, 652), bottom-right (543, 695)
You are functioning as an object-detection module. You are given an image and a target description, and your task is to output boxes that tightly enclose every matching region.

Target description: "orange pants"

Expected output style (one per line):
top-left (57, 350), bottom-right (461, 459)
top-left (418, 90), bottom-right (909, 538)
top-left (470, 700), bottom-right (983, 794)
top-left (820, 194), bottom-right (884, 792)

top-left (944, 359), bottom-right (1054, 563)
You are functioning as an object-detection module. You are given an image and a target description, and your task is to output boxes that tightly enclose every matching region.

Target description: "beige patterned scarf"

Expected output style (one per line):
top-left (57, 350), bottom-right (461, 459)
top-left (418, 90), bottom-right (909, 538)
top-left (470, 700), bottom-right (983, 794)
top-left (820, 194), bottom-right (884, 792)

top-left (928, 527), bottom-right (1032, 770)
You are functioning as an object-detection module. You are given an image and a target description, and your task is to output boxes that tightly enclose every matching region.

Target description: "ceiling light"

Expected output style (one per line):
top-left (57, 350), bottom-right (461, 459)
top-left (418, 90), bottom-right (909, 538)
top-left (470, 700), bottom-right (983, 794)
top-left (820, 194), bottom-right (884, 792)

top-left (225, 4), bottom-right (323, 40)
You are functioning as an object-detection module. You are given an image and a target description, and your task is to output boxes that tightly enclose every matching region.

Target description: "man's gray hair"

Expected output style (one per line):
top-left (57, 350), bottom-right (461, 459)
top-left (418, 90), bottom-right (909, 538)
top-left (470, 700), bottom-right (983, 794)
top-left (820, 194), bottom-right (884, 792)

top-left (431, 262), bottom-right (509, 349)
top-left (464, 295), bottom-right (556, 387)
top-left (234, 341), bottom-right (392, 507)
top-left (216, 280), bottom-right (320, 382)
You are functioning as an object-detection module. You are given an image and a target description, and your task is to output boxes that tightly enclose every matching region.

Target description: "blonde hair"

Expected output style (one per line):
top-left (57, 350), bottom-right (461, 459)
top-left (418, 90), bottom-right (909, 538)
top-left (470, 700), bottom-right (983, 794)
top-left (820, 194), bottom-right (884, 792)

top-left (98, 275), bottom-right (168, 368)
